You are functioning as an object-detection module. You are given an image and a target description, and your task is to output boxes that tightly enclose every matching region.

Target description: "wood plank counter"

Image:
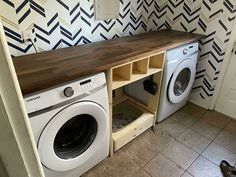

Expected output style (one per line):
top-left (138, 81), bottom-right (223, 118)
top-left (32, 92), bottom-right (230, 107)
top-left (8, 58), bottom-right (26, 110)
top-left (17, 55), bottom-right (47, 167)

top-left (13, 30), bottom-right (204, 96)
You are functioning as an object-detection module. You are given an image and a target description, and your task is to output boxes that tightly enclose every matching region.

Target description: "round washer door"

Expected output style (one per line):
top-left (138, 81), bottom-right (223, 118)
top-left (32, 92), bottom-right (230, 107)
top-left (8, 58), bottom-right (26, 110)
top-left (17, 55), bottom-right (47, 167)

top-left (168, 59), bottom-right (196, 104)
top-left (38, 101), bottom-right (108, 172)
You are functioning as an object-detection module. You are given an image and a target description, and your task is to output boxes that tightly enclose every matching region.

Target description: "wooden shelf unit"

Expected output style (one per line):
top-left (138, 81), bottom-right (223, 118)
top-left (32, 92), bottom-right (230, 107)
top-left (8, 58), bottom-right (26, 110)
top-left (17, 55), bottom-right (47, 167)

top-left (107, 51), bottom-right (166, 154)
top-left (112, 52), bottom-right (165, 90)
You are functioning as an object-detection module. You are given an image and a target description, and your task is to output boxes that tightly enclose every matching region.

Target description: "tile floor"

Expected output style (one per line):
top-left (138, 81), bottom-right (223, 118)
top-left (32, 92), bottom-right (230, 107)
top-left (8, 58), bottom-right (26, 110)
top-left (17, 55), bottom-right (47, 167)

top-left (83, 102), bottom-right (236, 177)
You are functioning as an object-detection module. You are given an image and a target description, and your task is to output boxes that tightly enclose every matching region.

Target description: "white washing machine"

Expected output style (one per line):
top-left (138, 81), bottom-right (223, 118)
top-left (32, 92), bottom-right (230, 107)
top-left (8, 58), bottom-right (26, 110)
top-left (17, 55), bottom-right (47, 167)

top-left (24, 72), bottom-right (109, 177)
top-left (157, 43), bottom-right (198, 122)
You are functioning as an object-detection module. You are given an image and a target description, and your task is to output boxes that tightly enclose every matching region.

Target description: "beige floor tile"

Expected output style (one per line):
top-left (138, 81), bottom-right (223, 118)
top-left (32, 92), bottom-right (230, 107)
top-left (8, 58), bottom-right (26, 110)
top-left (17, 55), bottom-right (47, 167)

top-left (162, 140), bottom-right (198, 170)
top-left (82, 149), bottom-right (140, 177)
top-left (224, 119), bottom-right (236, 135)
top-left (132, 169), bottom-right (151, 177)
top-left (123, 130), bottom-right (160, 167)
top-left (202, 111), bottom-right (231, 129)
top-left (214, 131), bottom-right (236, 153)
top-left (144, 153), bottom-right (184, 177)
top-left (181, 172), bottom-right (193, 177)
top-left (157, 120), bottom-right (187, 139)
top-left (156, 118), bottom-right (176, 130)
top-left (181, 102), bottom-right (207, 119)
top-left (191, 120), bottom-right (221, 140)
top-left (171, 111), bottom-right (199, 128)
top-left (82, 169), bottom-right (98, 177)
top-left (187, 156), bottom-right (223, 177)
top-left (177, 129), bottom-right (211, 153)
top-left (202, 143), bottom-right (236, 166)
top-left (141, 128), bottom-right (174, 151)
top-left (83, 104), bottom-right (234, 177)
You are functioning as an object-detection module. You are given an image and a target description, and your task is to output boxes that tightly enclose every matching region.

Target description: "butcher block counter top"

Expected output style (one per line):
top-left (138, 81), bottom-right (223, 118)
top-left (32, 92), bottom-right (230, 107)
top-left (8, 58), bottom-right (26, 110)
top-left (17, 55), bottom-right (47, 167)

top-left (13, 30), bottom-right (204, 96)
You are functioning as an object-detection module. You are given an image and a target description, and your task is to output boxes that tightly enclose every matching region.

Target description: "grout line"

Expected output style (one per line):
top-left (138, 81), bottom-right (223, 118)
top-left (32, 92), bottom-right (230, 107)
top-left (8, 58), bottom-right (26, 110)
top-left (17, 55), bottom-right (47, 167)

top-left (201, 129), bottom-right (236, 167)
top-left (181, 171), bottom-right (193, 177)
top-left (190, 127), bottom-right (224, 169)
top-left (140, 131), bottom-right (174, 168)
top-left (141, 150), bottom-right (161, 168)
top-left (157, 115), bottom-right (194, 141)
top-left (223, 117), bottom-right (233, 130)
top-left (159, 152), bottom-right (186, 171)
top-left (185, 154), bottom-right (201, 175)
top-left (160, 140), bottom-right (200, 173)
top-left (142, 167), bottom-right (153, 177)
top-left (182, 109), bottom-right (223, 175)
top-left (158, 152), bottom-right (186, 177)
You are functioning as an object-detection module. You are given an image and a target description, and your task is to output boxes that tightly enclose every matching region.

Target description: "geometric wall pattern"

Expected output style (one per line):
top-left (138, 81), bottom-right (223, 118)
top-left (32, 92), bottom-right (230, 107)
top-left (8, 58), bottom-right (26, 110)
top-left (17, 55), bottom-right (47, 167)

top-left (0, 0), bottom-right (236, 109)
top-left (151, 0), bottom-right (236, 109)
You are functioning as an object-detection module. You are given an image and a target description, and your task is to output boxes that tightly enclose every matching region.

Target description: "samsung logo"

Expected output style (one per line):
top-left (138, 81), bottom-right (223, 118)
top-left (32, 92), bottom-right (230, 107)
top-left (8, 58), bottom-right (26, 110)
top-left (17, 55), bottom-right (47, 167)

top-left (26, 96), bottom-right (40, 102)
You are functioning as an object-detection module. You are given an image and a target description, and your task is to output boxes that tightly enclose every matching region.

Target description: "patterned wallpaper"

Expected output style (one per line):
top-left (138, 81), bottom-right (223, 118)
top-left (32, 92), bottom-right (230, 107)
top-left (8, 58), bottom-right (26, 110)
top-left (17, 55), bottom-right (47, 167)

top-left (0, 0), bottom-right (236, 108)
top-left (151, 0), bottom-right (236, 108)
top-left (0, 0), bottom-right (149, 56)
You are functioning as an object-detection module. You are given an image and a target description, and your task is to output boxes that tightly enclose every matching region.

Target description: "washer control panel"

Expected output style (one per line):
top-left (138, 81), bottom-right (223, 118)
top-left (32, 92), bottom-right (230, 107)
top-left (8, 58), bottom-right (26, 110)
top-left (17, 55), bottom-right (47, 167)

top-left (24, 72), bottom-right (106, 114)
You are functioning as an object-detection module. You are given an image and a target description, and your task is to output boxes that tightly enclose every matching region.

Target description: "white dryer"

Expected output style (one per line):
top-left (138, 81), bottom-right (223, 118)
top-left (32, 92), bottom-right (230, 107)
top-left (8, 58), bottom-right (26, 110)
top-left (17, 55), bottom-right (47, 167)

top-left (24, 73), bottom-right (109, 177)
top-left (157, 43), bottom-right (198, 122)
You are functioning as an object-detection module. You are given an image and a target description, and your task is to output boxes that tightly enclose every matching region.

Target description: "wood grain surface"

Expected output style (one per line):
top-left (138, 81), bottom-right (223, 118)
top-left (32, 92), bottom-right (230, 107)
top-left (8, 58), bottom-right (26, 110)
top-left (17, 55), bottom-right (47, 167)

top-left (13, 30), bottom-right (204, 96)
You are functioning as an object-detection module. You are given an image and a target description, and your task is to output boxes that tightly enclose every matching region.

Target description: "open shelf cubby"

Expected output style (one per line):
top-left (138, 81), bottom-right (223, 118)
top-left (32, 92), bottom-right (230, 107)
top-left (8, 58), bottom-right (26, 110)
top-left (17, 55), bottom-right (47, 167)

top-left (132, 58), bottom-right (149, 74)
top-left (149, 52), bottom-right (165, 68)
top-left (113, 63), bottom-right (132, 81)
top-left (112, 63), bottom-right (132, 90)
top-left (112, 53), bottom-right (165, 90)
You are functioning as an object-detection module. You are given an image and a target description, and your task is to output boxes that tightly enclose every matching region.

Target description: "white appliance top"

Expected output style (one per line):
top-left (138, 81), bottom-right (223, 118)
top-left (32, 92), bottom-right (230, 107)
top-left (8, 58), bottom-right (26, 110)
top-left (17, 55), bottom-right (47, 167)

top-left (167, 42), bottom-right (198, 61)
top-left (24, 72), bottom-right (106, 114)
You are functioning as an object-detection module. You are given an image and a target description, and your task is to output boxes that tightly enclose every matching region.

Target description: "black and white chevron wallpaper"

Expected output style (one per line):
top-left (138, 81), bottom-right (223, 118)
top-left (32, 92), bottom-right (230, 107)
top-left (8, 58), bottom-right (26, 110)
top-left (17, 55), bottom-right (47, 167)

top-left (0, 0), bottom-right (236, 108)
top-left (152, 0), bottom-right (236, 109)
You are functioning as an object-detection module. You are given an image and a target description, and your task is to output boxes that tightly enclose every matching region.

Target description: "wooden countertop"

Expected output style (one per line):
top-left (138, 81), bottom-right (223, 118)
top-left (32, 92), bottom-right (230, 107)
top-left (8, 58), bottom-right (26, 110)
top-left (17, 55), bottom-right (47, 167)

top-left (13, 30), bottom-right (204, 96)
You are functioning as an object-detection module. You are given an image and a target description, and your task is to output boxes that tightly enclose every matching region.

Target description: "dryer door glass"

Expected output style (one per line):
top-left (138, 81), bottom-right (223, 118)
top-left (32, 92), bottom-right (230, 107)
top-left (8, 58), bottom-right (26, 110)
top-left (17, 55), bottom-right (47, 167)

top-left (54, 114), bottom-right (97, 159)
top-left (173, 68), bottom-right (191, 96)
top-left (168, 59), bottom-right (196, 104)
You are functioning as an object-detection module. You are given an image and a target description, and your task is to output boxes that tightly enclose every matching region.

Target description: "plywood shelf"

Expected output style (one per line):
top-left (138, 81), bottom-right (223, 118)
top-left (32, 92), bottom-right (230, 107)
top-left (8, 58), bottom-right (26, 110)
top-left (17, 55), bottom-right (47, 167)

top-left (112, 68), bottom-right (162, 90)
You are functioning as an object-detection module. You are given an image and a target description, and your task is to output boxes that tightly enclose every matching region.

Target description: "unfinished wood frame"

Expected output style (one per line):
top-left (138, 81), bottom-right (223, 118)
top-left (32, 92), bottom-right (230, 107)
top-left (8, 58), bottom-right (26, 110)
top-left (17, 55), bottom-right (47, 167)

top-left (112, 52), bottom-right (165, 90)
top-left (106, 51), bottom-right (166, 153)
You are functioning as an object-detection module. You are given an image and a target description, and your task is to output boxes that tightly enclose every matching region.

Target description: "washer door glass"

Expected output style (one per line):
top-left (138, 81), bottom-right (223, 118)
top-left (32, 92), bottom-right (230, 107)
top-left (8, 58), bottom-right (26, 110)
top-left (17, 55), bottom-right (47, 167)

top-left (38, 101), bottom-right (108, 172)
top-left (54, 114), bottom-right (97, 159)
top-left (168, 59), bottom-right (196, 104)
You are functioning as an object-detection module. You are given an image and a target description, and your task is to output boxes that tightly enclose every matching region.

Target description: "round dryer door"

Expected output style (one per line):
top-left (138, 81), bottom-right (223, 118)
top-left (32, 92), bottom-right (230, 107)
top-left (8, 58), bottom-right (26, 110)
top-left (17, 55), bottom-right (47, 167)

top-left (37, 101), bottom-right (108, 172)
top-left (168, 59), bottom-right (196, 104)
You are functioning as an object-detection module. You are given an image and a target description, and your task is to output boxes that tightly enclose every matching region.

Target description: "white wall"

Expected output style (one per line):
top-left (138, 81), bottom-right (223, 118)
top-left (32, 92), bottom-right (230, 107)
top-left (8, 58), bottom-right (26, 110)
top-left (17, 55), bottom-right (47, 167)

top-left (0, 157), bottom-right (8, 177)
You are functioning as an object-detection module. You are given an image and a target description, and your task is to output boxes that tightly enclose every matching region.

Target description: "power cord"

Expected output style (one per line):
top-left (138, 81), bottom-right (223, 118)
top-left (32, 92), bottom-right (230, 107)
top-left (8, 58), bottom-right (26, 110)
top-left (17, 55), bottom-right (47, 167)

top-left (28, 38), bottom-right (38, 53)
top-left (23, 37), bottom-right (38, 53)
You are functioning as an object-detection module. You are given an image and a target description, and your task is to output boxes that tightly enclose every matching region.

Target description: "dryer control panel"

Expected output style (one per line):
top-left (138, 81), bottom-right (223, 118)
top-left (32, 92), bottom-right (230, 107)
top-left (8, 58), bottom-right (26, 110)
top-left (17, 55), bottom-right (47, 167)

top-left (167, 42), bottom-right (198, 61)
top-left (24, 72), bottom-right (106, 114)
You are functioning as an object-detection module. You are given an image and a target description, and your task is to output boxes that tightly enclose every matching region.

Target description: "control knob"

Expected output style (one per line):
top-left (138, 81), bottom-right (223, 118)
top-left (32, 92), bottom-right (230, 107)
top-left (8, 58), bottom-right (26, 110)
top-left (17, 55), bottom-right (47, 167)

top-left (64, 87), bottom-right (74, 97)
top-left (183, 48), bottom-right (188, 55)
